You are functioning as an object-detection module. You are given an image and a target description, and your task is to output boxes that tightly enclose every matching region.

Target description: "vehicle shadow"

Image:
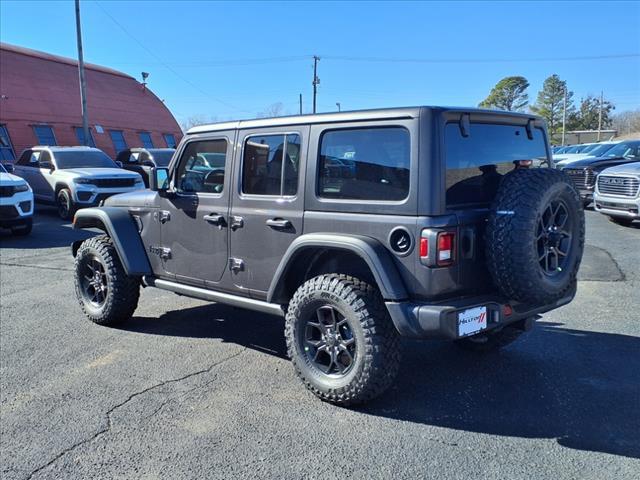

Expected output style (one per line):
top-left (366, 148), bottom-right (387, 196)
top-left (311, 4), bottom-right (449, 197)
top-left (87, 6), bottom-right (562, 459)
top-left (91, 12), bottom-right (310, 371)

top-left (117, 305), bottom-right (640, 459)
top-left (0, 207), bottom-right (95, 248)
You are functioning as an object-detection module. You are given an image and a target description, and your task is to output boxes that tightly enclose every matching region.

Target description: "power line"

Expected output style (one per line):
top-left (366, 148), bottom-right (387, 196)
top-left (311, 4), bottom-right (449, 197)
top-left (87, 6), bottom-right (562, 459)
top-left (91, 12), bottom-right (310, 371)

top-left (93, 1), bottom-right (249, 113)
top-left (320, 53), bottom-right (640, 64)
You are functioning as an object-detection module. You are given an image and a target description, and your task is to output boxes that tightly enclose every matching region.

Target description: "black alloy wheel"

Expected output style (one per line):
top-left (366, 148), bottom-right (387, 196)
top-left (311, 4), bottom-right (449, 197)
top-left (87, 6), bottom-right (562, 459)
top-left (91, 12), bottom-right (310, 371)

top-left (301, 305), bottom-right (357, 377)
top-left (536, 199), bottom-right (573, 276)
top-left (79, 254), bottom-right (109, 308)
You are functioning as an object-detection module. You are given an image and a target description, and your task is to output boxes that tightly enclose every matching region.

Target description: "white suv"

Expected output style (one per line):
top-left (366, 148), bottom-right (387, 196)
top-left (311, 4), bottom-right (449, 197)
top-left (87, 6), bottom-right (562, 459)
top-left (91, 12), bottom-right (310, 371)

top-left (594, 162), bottom-right (640, 227)
top-left (13, 146), bottom-right (144, 220)
top-left (0, 162), bottom-right (34, 235)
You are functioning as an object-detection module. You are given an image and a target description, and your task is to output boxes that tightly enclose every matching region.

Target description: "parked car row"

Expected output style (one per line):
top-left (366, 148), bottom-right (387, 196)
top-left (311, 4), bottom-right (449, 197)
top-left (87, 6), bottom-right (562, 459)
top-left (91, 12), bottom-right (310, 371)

top-left (0, 146), bottom-right (175, 226)
top-left (559, 140), bottom-right (640, 227)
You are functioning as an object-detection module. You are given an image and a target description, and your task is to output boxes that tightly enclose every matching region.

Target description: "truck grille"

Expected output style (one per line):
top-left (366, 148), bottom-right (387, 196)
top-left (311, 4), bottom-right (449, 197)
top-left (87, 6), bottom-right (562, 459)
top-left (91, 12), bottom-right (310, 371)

top-left (564, 168), bottom-right (595, 189)
top-left (91, 178), bottom-right (136, 188)
top-left (0, 205), bottom-right (19, 219)
top-left (597, 176), bottom-right (639, 197)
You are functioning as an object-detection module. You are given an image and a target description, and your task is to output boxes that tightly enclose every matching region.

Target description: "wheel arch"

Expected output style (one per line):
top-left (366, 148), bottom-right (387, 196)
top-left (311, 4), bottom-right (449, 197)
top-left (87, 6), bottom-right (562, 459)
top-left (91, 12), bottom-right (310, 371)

top-left (267, 233), bottom-right (408, 305)
top-left (72, 207), bottom-right (152, 276)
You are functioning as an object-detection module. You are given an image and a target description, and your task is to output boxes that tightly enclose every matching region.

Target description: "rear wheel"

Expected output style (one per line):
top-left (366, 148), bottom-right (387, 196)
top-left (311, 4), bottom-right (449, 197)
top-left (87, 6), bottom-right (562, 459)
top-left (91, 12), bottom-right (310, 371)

top-left (74, 235), bottom-right (140, 325)
top-left (285, 274), bottom-right (401, 406)
top-left (57, 188), bottom-right (75, 221)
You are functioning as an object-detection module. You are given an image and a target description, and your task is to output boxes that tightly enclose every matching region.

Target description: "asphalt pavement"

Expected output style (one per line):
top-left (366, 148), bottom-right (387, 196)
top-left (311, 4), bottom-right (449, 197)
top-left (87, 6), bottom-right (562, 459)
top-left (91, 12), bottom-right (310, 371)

top-left (1, 206), bottom-right (639, 479)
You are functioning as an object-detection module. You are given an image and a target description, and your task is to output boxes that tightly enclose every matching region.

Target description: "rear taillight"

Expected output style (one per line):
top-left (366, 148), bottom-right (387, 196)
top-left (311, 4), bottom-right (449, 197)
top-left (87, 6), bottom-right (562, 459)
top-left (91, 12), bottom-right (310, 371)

top-left (419, 237), bottom-right (429, 258)
top-left (437, 232), bottom-right (455, 266)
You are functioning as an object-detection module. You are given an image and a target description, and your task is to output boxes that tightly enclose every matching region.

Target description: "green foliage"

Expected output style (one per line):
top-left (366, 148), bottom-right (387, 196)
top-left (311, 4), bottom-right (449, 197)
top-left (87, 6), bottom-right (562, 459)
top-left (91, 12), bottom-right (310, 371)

top-left (569, 95), bottom-right (615, 130)
top-left (479, 76), bottom-right (530, 112)
top-left (531, 74), bottom-right (575, 136)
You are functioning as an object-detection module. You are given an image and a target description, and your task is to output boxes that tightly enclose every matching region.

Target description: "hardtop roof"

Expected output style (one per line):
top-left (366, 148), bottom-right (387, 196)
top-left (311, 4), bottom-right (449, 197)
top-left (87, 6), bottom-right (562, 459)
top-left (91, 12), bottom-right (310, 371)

top-left (186, 106), bottom-right (541, 135)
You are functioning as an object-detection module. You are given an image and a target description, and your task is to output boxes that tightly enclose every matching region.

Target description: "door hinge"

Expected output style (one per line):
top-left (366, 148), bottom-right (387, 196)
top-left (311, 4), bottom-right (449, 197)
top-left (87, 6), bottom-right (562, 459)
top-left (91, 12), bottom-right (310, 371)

top-left (154, 210), bottom-right (171, 224)
top-left (229, 257), bottom-right (244, 273)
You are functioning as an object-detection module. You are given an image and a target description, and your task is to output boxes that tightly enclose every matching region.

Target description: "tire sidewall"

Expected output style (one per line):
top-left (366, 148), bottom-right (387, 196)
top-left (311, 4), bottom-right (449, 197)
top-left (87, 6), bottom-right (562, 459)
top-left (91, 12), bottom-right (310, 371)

top-left (289, 286), bottom-right (367, 393)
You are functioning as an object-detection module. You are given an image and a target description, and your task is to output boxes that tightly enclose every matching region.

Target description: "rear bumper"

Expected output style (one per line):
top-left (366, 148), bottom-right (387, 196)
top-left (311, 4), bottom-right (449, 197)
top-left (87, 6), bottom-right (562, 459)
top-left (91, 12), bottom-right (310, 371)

top-left (385, 285), bottom-right (576, 339)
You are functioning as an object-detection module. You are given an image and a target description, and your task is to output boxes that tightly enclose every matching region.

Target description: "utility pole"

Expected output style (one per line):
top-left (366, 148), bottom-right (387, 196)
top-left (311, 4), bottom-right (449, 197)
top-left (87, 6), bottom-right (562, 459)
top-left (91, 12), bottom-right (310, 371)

top-left (597, 90), bottom-right (603, 141)
top-left (561, 87), bottom-right (567, 146)
top-left (312, 55), bottom-right (320, 114)
top-left (299, 93), bottom-right (303, 115)
top-left (336, 102), bottom-right (341, 112)
top-left (75, 0), bottom-right (90, 146)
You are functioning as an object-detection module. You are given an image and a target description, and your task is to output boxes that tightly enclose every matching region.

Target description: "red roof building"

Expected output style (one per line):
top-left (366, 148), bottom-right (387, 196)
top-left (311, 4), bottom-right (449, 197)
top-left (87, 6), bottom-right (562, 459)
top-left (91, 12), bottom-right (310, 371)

top-left (0, 42), bottom-right (182, 160)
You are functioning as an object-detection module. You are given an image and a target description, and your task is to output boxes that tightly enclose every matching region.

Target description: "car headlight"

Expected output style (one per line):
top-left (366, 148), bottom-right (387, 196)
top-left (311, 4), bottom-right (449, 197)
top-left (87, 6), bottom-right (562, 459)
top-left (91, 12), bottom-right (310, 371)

top-left (74, 178), bottom-right (93, 185)
top-left (14, 183), bottom-right (30, 193)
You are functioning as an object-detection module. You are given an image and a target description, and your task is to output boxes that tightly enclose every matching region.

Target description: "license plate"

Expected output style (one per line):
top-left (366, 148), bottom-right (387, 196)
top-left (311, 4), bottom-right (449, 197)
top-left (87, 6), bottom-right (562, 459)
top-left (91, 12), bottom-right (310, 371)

top-left (457, 306), bottom-right (488, 337)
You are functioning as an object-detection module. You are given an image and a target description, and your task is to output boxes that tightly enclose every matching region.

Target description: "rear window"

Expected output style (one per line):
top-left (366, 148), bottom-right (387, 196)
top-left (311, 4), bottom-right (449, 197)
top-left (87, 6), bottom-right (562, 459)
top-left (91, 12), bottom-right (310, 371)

top-left (318, 127), bottom-right (410, 201)
top-left (445, 123), bottom-right (548, 206)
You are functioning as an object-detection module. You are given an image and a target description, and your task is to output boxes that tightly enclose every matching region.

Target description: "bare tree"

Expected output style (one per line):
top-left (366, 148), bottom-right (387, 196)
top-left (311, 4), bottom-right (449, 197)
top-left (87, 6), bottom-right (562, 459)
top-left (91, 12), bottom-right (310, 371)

top-left (257, 102), bottom-right (285, 118)
top-left (612, 109), bottom-right (640, 137)
top-left (180, 114), bottom-right (219, 132)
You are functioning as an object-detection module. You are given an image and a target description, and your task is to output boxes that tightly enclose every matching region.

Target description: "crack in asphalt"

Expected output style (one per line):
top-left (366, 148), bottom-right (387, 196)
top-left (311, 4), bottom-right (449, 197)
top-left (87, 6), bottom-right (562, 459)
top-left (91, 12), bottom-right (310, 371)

top-left (0, 262), bottom-right (73, 272)
top-left (24, 348), bottom-right (247, 480)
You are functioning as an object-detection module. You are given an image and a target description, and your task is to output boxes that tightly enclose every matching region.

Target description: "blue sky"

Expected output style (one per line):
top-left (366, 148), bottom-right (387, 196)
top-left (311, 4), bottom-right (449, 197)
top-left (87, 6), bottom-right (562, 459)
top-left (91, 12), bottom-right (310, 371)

top-left (1, 0), bottom-right (639, 125)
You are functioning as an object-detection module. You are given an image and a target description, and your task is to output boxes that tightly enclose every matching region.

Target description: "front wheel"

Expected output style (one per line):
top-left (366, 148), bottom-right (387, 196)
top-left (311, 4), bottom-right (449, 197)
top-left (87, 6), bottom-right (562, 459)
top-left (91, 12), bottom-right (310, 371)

top-left (74, 235), bottom-right (140, 325)
top-left (57, 188), bottom-right (75, 221)
top-left (285, 274), bottom-right (401, 406)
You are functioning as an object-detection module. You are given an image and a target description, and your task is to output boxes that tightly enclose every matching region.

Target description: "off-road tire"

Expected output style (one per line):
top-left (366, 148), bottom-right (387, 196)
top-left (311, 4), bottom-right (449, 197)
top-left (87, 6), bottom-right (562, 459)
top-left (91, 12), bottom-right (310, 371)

top-left (11, 218), bottom-right (32, 236)
top-left (454, 325), bottom-right (524, 352)
top-left (74, 235), bottom-right (140, 325)
top-left (608, 216), bottom-right (634, 227)
top-left (285, 274), bottom-right (401, 406)
top-left (486, 168), bottom-right (585, 305)
top-left (57, 188), bottom-right (76, 221)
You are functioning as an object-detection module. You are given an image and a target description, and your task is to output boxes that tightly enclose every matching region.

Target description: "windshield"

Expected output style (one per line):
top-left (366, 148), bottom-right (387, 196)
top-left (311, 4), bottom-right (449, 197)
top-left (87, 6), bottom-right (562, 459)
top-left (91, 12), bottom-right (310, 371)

top-left (588, 143), bottom-right (617, 157)
top-left (149, 150), bottom-right (174, 167)
top-left (603, 142), bottom-right (640, 159)
top-left (564, 146), bottom-right (580, 153)
top-left (54, 150), bottom-right (117, 169)
top-left (0, 163), bottom-right (6, 173)
top-left (577, 144), bottom-right (597, 153)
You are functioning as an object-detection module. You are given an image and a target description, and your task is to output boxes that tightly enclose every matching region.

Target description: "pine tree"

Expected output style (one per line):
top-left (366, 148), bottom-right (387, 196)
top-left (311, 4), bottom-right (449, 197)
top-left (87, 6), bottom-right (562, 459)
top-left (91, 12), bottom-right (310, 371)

top-left (478, 76), bottom-right (530, 112)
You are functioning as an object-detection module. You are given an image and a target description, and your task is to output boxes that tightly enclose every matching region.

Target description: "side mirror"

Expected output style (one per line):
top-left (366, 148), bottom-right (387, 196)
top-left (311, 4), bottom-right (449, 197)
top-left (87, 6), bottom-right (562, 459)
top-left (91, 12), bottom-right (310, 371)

top-left (39, 161), bottom-right (54, 171)
top-left (150, 167), bottom-right (169, 192)
top-left (2, 162), bottom-right (15, 173)
top-left (115, 160), bottom-right (123, 168)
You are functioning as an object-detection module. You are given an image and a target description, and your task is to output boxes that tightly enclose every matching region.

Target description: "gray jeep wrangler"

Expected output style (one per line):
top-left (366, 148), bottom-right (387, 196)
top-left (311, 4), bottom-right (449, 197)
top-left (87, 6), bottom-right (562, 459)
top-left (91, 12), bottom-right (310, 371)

top-left (71, 107), bottom-right (585, 406)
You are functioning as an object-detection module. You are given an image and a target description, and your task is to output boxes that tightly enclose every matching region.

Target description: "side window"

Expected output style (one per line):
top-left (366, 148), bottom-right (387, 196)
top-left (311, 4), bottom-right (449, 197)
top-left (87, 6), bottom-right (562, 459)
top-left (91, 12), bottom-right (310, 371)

top-left (242, 134), bottom-right (300, 196)
top-left (127, 152), bottom-right (140, 164)
top-left (318, 127), bottom-right (410, 201)
top-left (16, 150), bottom-right (34, 166)
top-left (175, 139), bottom-right (227, 194)
top-left (33, 125), bottom-right (57, 146)
top-left (39, 151), bottom-right (52, 167)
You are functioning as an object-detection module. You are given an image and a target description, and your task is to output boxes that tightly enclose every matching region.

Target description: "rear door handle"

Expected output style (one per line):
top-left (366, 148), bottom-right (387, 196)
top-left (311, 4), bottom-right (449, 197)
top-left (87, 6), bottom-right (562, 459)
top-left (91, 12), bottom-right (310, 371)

top-left (204, 213), bottom-right (225, 226)
top-left (266, 218), bottom-right (292, 229)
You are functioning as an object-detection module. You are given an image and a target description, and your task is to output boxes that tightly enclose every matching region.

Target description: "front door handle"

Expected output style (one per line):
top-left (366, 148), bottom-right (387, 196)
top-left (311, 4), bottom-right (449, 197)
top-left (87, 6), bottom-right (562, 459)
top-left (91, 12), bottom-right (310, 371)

top-left (266, 218), bottom-right (292, 229)
top-left (204, 213), bottom-right (225, 226)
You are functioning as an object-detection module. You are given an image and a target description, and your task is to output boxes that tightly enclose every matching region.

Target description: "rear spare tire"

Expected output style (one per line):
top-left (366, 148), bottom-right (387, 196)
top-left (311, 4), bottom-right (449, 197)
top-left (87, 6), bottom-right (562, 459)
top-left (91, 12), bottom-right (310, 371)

top-left (486, 168), bottom-right (585, 305)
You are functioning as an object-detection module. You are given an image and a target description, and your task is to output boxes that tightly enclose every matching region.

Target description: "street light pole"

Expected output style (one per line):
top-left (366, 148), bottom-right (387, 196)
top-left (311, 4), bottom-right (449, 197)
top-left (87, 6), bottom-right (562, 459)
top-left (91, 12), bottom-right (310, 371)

top-left (75, 0), bottom-right (90, 146)
top-left (561, 87), bottom-right (567, 146)
top-left (336, 102), bottom-right (341, 112)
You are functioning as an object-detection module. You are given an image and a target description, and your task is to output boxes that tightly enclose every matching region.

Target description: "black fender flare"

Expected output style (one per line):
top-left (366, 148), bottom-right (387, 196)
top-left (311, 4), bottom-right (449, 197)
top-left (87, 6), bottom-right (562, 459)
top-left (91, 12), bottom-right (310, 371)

top-left (267, 233), bottom-right (408, 303)
top-left (72, 207), bottom-right (152, 276)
